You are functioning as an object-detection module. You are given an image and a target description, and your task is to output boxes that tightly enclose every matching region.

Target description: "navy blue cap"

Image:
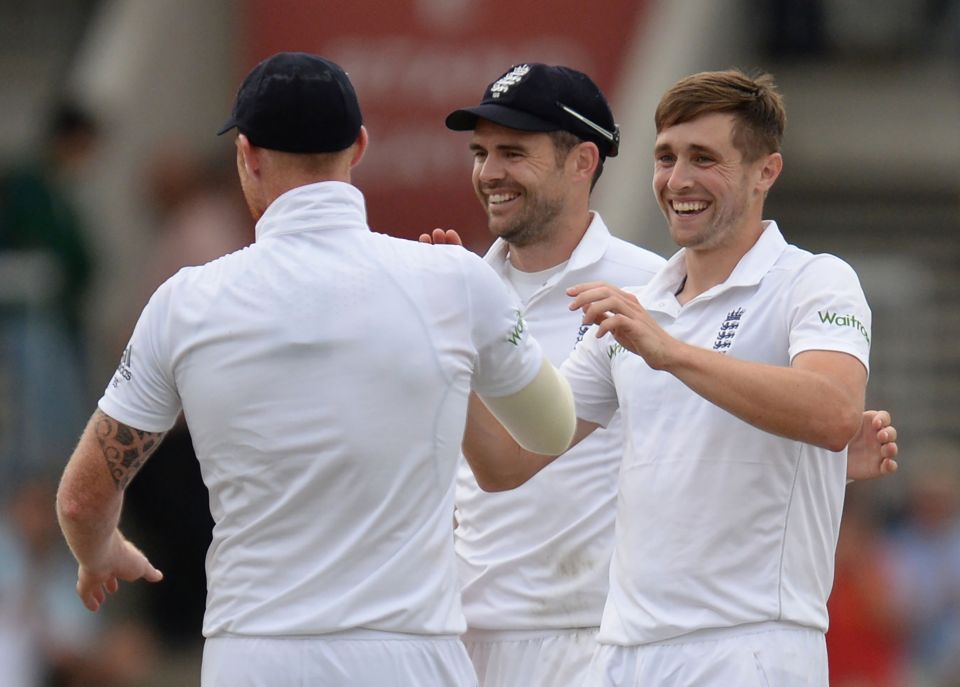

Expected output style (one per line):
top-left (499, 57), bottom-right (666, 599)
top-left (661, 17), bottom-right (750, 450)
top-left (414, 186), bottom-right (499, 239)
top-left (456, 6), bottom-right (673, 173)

top-left (218, 52), bottom-right (363, 153)
top-left (446, 63), bottom-right (619, 158)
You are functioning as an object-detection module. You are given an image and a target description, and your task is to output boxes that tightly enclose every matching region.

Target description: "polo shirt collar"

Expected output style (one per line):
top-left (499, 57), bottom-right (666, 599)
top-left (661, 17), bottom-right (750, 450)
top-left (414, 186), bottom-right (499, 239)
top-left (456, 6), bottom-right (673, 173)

top-left (644, 221), bottom-right (788, 315)
top-left (483, 211), bottom-right (613, 281)
top-left (255, 181), bottom-right (368, 241)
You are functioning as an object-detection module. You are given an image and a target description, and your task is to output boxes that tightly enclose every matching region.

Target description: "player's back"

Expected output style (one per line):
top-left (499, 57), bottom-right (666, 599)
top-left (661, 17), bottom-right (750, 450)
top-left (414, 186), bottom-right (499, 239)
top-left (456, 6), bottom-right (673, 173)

top-left (140, 182), bottom-right (538, 637)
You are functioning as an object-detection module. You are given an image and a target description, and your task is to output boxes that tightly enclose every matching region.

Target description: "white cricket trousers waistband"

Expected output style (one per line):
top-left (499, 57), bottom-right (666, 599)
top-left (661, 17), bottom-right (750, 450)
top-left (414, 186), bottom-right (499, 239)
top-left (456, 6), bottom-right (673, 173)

top-left (462, 627), bottom-right (599, 687)
top-left (585, 621), bottom-right (828, 687)
top-left (202, 630), bottom-right (478, 687)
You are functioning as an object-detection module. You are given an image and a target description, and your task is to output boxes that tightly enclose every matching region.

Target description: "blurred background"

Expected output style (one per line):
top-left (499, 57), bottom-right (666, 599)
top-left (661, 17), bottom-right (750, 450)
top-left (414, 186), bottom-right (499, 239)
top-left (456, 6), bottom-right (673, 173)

top-left (0, 0), bottom-right (956, 685)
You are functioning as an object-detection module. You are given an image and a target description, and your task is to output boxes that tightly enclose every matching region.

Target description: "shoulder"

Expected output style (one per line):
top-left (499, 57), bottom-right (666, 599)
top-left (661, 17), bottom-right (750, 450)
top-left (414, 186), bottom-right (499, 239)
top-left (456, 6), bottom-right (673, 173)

top-left (774, 246), bottom-right (862, 285)
top-left (597, 236), bottom-right (667, 285)
top-left (371, 233), bottom-right (486, 273)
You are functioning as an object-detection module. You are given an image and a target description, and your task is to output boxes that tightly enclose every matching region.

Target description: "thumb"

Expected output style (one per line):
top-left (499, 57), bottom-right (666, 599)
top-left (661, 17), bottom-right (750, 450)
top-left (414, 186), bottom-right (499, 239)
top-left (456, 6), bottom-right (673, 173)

top-left (143, 561), bottom-right (164, 583)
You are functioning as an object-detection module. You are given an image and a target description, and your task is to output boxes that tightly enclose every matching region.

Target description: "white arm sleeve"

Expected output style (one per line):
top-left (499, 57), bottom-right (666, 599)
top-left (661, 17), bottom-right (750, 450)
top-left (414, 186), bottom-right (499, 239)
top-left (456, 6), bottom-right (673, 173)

top-left (479, 356), bottom-right (576, 456)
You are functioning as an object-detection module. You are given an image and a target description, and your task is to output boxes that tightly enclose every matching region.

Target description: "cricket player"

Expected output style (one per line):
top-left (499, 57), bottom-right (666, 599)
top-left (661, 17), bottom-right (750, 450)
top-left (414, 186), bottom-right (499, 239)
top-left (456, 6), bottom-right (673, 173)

top-left (55, 52), bottom-right (578, 687)
top-left (429, 64), bottom-right (898, 686)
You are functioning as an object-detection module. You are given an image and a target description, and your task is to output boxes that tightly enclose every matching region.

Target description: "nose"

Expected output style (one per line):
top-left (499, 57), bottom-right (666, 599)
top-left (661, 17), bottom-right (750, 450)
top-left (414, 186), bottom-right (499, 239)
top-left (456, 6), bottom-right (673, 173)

top-left (666, 159), bottom-right (695, 192)
top-left (476, 154), bottom-right (505, 185)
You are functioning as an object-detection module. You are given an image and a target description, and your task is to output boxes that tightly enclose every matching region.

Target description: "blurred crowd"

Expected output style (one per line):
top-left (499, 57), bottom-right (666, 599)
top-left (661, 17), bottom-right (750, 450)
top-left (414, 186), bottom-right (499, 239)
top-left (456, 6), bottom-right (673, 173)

top-left (827, 440), bottom-right (960, 687)
top-left (0, 99), bottom-right (251, 686)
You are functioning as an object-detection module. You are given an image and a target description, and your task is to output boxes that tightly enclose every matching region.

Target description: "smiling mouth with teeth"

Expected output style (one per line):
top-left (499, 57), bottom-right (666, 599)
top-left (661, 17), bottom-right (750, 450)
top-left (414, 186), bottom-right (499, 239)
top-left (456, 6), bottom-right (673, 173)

top-left (488, 192), bottom-right (520, 206)
top-left (671, 200), bottom-right (709, 215)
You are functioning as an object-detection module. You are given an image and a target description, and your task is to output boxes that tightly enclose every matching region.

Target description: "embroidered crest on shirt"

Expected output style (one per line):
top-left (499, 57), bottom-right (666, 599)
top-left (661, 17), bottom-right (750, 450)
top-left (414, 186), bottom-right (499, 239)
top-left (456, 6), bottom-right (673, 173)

top-left (490, 65), bottom-right (530, 98)
top-left (712, 308), bottom-right (744, 353)
top-left (112, 345), bottom-right (133, 388)
top-left (575, 324), bottom-right (590, 347)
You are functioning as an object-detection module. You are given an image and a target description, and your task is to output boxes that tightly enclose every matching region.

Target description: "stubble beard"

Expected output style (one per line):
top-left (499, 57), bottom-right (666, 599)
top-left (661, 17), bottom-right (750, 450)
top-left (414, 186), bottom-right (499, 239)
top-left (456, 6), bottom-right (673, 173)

top-left (668, 183), bottom-right (751, 251)
top-left (489, 192), bottom-right (564, 248)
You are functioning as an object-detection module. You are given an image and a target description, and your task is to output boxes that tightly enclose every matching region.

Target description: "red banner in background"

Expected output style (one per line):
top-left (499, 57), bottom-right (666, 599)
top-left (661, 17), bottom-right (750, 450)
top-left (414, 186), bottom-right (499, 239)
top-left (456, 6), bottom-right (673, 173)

top-left (244, 0), bottom-right (646, 251)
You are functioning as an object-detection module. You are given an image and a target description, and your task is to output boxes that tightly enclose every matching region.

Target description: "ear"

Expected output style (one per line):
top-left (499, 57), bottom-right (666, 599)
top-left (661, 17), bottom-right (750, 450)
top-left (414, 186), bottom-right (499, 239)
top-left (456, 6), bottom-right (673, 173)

top-left (237, 134), bottom-right (261, 178)
top-left (349, 126), bottom-right (369, 169)
top-left (756, 151), bottom-right (783, 193)
top-left (570, 141), bottom-right (600, 185)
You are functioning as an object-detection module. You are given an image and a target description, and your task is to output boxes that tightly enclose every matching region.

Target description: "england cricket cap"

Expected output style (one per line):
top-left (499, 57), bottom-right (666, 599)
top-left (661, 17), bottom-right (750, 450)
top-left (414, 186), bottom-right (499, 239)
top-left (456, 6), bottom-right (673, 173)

top-left (217, 52), bottom-right (362, 153)
top-left (445, 63), bottom-right (620, 158)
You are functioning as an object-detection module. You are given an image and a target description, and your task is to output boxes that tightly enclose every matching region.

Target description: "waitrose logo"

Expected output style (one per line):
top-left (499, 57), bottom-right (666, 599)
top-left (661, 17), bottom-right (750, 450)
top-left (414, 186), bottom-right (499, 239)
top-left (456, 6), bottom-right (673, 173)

top-left (818, 311), bottom-right (870, 344)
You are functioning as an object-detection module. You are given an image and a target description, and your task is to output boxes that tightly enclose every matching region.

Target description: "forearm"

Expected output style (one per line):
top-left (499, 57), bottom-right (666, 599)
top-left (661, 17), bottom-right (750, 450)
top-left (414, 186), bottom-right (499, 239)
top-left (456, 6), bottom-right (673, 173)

top-left (463, 396), bottom-right (597, 492)
top-left (57, 492), bottom-right (124, 571)
top-left (56, 439), bottom-right (124, 572)
top-left (662, 343), bottom-right (864, 451)
top-left (56, 409), bottom-right (162, 569)
top-left (462, 393), bottom-right (556, 491)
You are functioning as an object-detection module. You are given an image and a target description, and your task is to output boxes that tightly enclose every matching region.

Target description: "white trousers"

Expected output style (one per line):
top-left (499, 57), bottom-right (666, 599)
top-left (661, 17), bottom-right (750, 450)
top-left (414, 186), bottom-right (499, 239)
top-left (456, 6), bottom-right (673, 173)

top-left (583, 622), bottom-right (827, 687)
top-left (463, 627), bottom-right (599, 687)
top-left (202, 631), bottom-right (478, 687)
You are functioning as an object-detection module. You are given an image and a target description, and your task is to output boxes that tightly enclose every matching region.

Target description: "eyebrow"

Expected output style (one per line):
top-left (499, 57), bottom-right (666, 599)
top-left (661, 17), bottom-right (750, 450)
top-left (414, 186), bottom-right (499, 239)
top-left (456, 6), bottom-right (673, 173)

top-left (469, 141), bottom-right (527, 154)
top-left (654, 142), bottom-right (720, 157)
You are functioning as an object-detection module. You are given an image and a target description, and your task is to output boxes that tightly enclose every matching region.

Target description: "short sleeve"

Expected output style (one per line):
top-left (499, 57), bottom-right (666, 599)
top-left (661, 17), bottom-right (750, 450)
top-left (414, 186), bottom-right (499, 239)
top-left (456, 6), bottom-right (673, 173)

top-left (787, 255), bottom-right (871, 373)
top-left (560, 325), bottom-right (620, 428)
top-left (463, 254), bottom-right (544, 398)
top-left (98, 280), bottom-right (182, 432)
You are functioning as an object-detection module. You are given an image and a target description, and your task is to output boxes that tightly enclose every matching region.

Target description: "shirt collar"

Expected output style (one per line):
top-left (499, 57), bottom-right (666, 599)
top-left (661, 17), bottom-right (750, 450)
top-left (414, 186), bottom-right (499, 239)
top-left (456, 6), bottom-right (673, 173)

top-left (483, 211), bottom-right (613, 280)
top-left (255, 181), bottom-right (368, 241)
top-left (644, 220), bottom-right (788, 314)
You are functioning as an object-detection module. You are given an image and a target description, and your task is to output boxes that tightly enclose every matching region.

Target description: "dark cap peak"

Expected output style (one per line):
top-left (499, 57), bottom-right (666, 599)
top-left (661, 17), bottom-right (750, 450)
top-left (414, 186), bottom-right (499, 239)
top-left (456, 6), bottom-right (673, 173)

top-left (445, 63), bottom-right (619, 158)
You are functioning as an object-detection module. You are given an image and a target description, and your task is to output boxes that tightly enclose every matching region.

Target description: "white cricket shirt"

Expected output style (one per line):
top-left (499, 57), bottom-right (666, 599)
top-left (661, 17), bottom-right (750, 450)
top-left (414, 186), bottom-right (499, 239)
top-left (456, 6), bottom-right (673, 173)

top-left (561, 222), bottom-right (871, 645)
top-left (100, 181), bottom-right (544, 638)
top-left (455, 213), bottom-right (665, 630)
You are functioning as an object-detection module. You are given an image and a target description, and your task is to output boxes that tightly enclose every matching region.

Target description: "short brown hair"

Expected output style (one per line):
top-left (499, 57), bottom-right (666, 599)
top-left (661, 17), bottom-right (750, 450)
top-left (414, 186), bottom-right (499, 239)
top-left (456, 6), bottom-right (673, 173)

top-left (547, 130), bottom-right (604, 190)
top-left (654, 69), bottom-right (786, 162)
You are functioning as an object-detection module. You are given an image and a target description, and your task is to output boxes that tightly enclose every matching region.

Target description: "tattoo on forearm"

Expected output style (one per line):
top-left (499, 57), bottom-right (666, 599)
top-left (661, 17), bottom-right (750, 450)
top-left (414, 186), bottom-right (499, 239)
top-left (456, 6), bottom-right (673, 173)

top-left (94, 410), bottom-right (165, 490)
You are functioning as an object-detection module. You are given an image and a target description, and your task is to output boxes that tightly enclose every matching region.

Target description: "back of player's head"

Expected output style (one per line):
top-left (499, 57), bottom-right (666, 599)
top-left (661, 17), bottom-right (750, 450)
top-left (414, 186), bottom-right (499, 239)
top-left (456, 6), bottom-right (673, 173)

top-left (218, 52), bottom-right (363, 154)
top-left (655, 69), bottom-right (786, 162)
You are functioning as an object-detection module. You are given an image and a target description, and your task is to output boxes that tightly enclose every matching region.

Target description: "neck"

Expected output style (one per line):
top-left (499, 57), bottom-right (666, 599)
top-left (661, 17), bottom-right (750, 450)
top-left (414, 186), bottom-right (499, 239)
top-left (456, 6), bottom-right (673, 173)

top-left (507, 210), bottom-right (592, 273)
top-left (676, 220), bottom-right (765, 304)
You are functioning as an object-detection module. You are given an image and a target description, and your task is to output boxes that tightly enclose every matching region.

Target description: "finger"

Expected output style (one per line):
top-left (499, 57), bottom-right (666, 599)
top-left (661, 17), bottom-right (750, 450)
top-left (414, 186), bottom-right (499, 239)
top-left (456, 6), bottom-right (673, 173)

top-left (595, 313), bottom-right (628, 339)
top-left (871, 409), bottom-right (891, 429)
top-left (77, 581), bottom-right (100, 612)
top-left (580, 299), bottom-right (618, 326)
top-left (881, 426), bottom-right (897, 443)
top-left (105, 577), bottom-right (119, 594)
top-left (566, 281), bottom-right (609, 298)
top-left (82, 593), bottom-right (100, 612)
top-left (417, 233), bottom-right (433, 243)
top-left (568, 286), bottom-right (613, 312)
top-left (144, 564), bottom-right (164, 583)
top-left (881, 458), bottom-right (898, 475)
top-left (443, 229), bottom-right (464, 246)
top-left (91, 584), bottom-right (106, 609)
top-left (881, 442), bottom-right (898, 459)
